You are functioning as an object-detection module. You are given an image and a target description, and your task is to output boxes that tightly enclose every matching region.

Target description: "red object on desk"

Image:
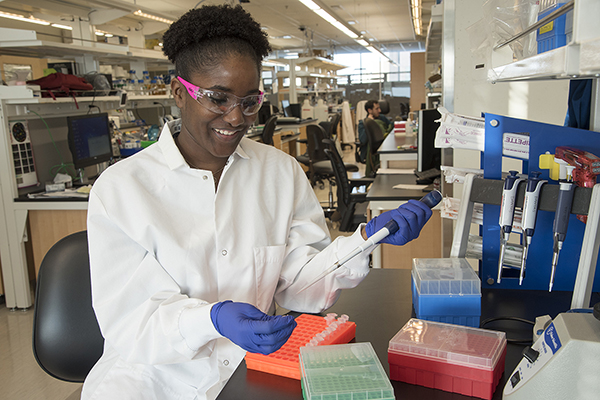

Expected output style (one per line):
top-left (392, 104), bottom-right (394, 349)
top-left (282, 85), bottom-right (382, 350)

top-left (244, 313), bottom-right (356, 380)
top-left (388, 319), bottom-right (506, 400)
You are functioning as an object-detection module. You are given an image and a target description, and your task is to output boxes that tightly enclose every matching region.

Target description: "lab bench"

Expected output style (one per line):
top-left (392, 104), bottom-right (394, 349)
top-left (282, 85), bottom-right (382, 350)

top-left (217, 268), bottom-right (600, 400)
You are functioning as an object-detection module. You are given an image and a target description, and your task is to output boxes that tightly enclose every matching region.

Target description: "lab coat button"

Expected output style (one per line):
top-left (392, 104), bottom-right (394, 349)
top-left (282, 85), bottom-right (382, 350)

top-left (223, 359), bottom-right (229, 366)
top-left (203, 175), bottom-right (209, 180)
top-left (221, 250), bottom-right (227, 256)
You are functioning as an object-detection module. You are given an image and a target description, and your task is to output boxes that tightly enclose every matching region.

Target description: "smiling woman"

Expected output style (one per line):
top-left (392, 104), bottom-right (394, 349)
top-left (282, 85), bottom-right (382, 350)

top-left (82, 4), bottom-right (432, 400)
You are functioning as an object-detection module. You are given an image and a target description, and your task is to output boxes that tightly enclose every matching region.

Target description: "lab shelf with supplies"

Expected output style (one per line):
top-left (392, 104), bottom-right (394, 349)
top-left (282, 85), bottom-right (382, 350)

top-left (488, 0), bottom-right (600, 82)
top-left (0, 86), bottom-right (175, 309)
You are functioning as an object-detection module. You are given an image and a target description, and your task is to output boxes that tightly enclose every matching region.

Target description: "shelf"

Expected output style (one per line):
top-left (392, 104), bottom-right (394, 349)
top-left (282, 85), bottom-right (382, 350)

top-left (425, 4), bottom-right (443, 64)
top-left (276, 71), bottom-right (342, 80)
top-left (293, 57), bottom-right (347, 71)
top-left (488, 0), bottom-right (600, 82)
top-left (0, 27), bottom-right (170, 65)
top-left (277, 88), bottom-right (344, 94)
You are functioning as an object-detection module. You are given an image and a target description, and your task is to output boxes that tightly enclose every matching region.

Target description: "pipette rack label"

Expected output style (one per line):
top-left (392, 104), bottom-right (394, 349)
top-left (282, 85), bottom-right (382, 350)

top-left (245, 313), bottom-right (356, 380)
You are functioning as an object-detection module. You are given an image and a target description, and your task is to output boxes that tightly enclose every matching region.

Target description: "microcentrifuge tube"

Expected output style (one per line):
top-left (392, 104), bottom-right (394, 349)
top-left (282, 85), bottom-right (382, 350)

top-left (338, 314), bottom-right (349, 323)
top-left (309, 339), bottom-right (318, 346)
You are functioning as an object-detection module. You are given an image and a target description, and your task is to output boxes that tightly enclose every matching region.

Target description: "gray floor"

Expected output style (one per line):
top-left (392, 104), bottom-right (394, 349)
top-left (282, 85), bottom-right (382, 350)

top-left (0, 144), bottom-right (363, 400)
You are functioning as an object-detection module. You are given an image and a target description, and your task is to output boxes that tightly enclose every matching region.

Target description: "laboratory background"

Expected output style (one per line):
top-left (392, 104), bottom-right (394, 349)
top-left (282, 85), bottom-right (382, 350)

top-left (1, 0), bottom-right (599, 399)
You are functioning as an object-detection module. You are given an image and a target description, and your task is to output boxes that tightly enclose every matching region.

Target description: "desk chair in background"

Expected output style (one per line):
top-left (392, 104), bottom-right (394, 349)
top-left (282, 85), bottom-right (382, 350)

top-left (261, 115), bottom-right (278, 146)
top-left (363, 118), bottom-right (385, 177)
top-left (296, 125), bottom-right (358, 217)
top-left (323, 139), bottom-right (373, 232)
top-left (33, 231), bottom-right (104, 383)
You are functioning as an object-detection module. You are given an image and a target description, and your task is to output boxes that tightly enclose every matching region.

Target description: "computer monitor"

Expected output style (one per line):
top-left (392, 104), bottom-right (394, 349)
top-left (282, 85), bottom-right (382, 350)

top-left (287, 103), bottom-right (302, 118)
top-left (281, 99), bottom-right (290, 116)
top-left (67, 113), bottom-right (113, 170)
top-left (417, 109), bottom-right (441, 172)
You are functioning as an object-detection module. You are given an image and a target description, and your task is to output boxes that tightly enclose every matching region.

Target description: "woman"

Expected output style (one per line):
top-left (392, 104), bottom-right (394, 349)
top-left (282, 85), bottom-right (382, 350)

top-left (83, 5), bottom-right (431, 400)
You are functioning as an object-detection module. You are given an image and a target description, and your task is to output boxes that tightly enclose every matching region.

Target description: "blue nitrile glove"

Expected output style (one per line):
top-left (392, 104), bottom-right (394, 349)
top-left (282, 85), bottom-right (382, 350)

top-left (210, 300), bottom-right (297, 355)
top-left (365, 199), bottom-right (432, 245)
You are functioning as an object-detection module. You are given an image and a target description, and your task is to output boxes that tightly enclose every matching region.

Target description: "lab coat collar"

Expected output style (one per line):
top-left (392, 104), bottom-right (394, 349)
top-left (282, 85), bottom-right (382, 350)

top-left (158, 119), bottom-right (249, 171)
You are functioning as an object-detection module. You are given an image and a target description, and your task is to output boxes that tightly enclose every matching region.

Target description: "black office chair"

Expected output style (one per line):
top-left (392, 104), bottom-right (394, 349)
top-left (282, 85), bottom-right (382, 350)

top-left (33, 231), bottom-right (104, 383)
top-left (261, 115), bottom-right (278, 146)
top-left (319, 113), bottom-right (341, 141)
top-left (378, 100), bottom-right (390, 115)
top-left (363, 118), bottom-right (385, 177)
top-left (323, 139), bottom-right (374, 232)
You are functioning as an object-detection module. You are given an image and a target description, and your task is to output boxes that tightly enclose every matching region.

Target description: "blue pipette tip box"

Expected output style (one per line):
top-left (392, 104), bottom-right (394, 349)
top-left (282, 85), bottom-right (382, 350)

top-left (412, 258), bottom-right (481, 327)
top-left (300, 342), bottom-right (395, 400)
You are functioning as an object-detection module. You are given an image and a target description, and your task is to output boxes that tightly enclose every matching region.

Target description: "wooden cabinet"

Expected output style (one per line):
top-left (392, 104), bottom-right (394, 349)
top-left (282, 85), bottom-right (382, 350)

top-left (28, 210), bottom-right (87, 277)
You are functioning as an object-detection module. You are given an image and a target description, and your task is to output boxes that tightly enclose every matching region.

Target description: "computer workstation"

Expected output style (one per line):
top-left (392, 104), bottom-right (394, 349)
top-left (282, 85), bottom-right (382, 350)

top-left (67, 113), bottom-right (114, 185)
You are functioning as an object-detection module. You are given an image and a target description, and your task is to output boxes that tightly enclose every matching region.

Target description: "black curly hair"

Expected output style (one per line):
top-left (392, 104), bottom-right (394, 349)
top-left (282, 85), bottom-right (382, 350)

top-left (162, 4), bottom-right (271, 80)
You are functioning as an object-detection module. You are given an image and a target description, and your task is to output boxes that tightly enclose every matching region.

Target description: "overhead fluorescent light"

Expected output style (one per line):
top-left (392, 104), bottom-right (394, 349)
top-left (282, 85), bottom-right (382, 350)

top-left (133, 10), bottom-right (174, 24)
top-left (51, 23), bottom-right (73, 30)
top-left (298, 0), bottom-right (320, 11)
top-left (298, 0), bottom-right (358, 39)
top-left (95, 31), bottom-right (105, 36)
top-left (0, 11), bottom-right (50, 25)
top-left (410, 0), bottom-right (422, 36)
top-left (282, 35), bottom-right (292, 39)
top-left (355, 39), bottom-right (369, 47)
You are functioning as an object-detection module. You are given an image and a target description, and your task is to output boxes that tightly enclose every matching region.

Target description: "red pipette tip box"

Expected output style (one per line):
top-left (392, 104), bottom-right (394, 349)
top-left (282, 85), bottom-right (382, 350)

top-left (388, 319), bottom-right (506, 400)
top-left (245, 313), bottom-right (356, 380)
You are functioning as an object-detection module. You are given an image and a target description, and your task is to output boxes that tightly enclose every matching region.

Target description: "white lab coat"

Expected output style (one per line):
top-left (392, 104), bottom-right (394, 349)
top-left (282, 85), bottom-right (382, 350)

top-left (82, 120), bottom-right (374, 400)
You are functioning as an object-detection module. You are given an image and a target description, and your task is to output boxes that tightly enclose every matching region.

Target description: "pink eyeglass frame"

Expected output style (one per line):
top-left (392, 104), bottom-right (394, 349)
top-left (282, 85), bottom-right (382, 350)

top-left (177, 76), bottom-right (264, 116)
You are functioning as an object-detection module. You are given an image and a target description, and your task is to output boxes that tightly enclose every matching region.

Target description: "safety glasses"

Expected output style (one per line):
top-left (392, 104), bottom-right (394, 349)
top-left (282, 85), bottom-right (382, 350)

top-left (178, 76), bottom-right (264, 116)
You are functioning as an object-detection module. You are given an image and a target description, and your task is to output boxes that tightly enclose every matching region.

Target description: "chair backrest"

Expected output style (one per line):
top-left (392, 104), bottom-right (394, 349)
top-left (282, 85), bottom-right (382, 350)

top-left (306, 124), bottom-right (329, 163)
top-left (364, 118), bottom-right (385, 154)
top-left (33, 231), bottom-right (104, 383)
top-left (323, 139), bottom-right (352, 210)
top-left (378, 100), bottom-right (390, 115)
top-left (262, 115), bottom-right (278, 145)
top-left (328, 113), bottom-right (341, 138)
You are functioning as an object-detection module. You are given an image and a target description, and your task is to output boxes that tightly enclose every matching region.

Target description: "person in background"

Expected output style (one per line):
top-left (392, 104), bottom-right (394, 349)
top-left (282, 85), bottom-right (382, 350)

top-left (82, 5), bottom-right (432, 400)
top-left (357, 100), bottom-right (393, 163)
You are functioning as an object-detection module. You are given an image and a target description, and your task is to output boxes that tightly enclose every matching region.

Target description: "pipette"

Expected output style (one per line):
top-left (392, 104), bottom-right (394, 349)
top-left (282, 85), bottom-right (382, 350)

top-left (298, 189), bottom-right (443, 293)
top-left (520, 171), bottom-right (546, 285)
top-left (497, 171), bottom-right (524, 284)
top-left (549, 165), bottom-right (575, 292)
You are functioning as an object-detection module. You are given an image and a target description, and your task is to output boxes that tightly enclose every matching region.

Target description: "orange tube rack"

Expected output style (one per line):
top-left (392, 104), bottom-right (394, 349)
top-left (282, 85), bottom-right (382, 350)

top-left (245, 313), bottom-right (356, 380)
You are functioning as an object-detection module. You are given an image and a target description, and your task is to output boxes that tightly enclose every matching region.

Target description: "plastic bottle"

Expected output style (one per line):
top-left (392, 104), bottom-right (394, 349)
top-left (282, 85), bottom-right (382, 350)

top-left (156, 76), bottom-right (166, 96)
top-left (143, 71), bottom-right (152, 95)
top-left (301, 98), bottom-right (314, 120)
top-left (150, 79), bottom-right (158, 95)
top-left (128, 70), bottom-right (137, 82)
top-left (314, 98), bottom-right (329, 122)
top-left (135, 80), bottom-right (143, 95)
top-left (127, 79), bottom-right (136, 92)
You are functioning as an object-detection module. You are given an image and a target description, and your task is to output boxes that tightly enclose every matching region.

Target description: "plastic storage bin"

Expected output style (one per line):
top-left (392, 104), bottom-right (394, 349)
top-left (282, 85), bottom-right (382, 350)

top-left (245, 313), bottom-right (356, 380)
top-left (388, 319), bottom-right (506, 400)
top-left (537, 2), bottom-right (573, 54)
top-left (412, 258), bottom-right (481, 327)
top-left (300, 342), bottom-right (395, 400)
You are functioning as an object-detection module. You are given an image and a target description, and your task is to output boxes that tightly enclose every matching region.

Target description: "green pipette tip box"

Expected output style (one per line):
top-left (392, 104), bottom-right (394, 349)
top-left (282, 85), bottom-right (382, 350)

top-left (299, 342), bottom-right (395, 400)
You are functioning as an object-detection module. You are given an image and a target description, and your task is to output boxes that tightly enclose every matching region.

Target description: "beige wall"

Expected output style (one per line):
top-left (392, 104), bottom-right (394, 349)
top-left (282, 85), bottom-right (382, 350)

top-left (410, 52), bottom-right (426, 114)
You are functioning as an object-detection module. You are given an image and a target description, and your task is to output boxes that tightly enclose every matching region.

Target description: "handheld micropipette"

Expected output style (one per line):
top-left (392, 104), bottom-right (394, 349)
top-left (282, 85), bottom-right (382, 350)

top-left (298, 189), bottom-right (443, 293)
top-left (497, 171), bottom-right (524, 284)
top-left (520, 171), bottom-right (546, 285)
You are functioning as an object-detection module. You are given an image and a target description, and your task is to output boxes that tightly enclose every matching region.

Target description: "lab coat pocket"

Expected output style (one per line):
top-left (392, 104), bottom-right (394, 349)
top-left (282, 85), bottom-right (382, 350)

top-left (253, 244), bottom-right (286, 312)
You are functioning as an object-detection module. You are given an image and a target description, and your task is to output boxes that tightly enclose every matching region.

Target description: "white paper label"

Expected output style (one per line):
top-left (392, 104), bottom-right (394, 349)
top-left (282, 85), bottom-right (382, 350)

top-left (502, 132), bottom-right (530, 159)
